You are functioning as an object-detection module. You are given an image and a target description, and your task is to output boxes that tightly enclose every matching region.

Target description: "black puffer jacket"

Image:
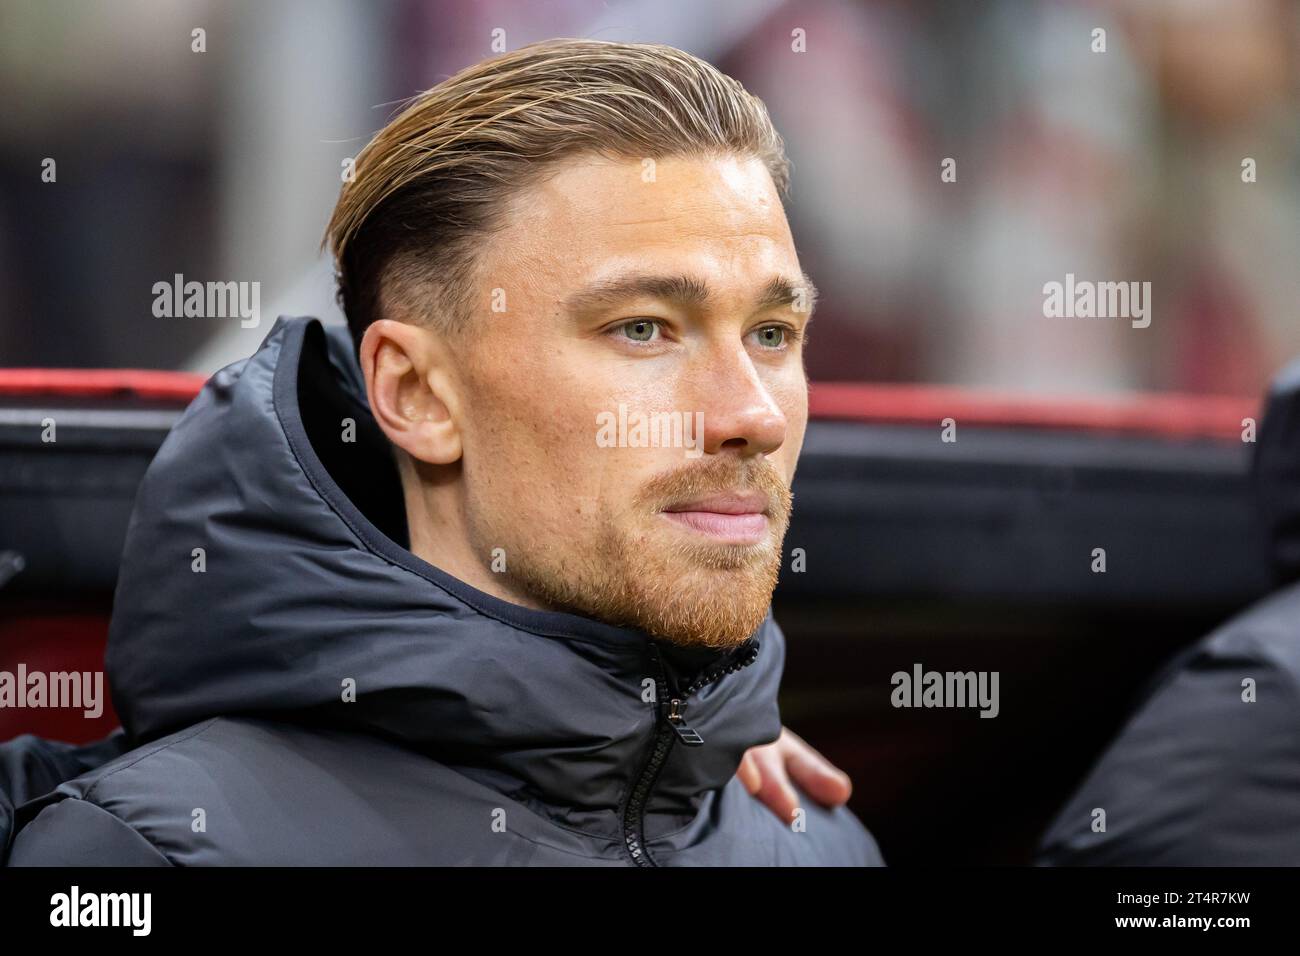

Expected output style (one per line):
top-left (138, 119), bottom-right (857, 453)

top-left (4, 317), bottom-right (883, 866)
top-left (1036, 358), bottom-right (1300, 865)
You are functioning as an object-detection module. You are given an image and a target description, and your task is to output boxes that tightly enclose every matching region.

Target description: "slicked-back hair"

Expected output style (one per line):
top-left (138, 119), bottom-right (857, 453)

top-left (323, 37), bottom-right (790, 352)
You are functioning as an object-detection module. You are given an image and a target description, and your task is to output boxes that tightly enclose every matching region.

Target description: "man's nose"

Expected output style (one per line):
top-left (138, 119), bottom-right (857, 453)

top-left (686, 344), bottom-right (788, 457)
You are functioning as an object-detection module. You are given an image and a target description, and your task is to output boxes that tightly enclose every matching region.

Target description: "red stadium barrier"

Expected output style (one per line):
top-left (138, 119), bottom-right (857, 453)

top-left (0, 368), bottom-right (1260, 440)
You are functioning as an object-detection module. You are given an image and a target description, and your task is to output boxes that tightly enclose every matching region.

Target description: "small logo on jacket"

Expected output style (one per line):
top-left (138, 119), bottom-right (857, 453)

top-left (50, 886), bottom-right (151, 936)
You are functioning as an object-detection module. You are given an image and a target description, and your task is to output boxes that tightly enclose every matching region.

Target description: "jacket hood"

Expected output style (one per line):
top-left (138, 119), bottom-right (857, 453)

top-left (105, 316), bottom-right (785, 832)
top-left (1254, 356), bottom-right (1300, 585)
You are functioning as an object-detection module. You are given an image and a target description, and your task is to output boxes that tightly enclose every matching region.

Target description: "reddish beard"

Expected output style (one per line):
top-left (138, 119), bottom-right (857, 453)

top-left (510, 455), bottom-right (794, 649)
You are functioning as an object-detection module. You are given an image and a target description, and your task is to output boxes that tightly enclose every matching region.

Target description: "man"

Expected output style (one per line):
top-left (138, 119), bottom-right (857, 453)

top-left (5, 38), bottom-right (883, 865)
top-left (1036, 359), bottom-right (1300, 865)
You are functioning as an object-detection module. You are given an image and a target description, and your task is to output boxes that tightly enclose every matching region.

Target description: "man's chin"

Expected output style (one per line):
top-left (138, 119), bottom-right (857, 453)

top-left (614, 557), bottom-right (780, 650)
top-left (638, 606), bottom-right (771, 650)
top-left (498, 516), bottom-right (786, 649)
top-left (521, 558), bottom-right (777, 649)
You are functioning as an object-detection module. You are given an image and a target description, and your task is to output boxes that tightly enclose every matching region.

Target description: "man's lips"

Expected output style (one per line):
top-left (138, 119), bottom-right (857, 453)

top-left (661, 492), bottom-right (770, 543)
top-left (663, 491), bottom-right (769, 515)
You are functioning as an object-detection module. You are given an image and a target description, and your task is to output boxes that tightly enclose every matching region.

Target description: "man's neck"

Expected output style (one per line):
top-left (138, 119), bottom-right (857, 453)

top-left (401, 466), bottom-right (554, 612)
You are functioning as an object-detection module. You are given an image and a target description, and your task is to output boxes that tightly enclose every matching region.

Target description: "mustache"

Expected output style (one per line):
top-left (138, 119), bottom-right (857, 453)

top-left (637, 455), bottom-right (793, 519)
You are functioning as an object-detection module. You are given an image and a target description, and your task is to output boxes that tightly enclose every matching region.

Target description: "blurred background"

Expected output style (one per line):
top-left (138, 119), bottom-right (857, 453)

top-left (1, 0), bottom-right (1297, 393)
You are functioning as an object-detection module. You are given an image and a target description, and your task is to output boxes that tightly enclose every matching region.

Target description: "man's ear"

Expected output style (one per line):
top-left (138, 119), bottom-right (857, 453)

top-left (359, 319), bottom-right (463, 465)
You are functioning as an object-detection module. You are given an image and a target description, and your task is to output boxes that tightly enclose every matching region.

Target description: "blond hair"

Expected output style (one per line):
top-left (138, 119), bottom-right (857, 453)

top-left (323, 37), bottom-right (790, 348)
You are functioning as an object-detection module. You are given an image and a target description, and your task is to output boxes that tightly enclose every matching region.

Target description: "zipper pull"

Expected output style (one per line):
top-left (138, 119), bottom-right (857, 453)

top-left (667, 698), bottom-right (704, 747)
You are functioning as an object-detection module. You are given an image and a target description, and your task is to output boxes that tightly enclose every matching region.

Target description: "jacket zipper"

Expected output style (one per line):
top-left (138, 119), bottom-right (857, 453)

top-left (621, 637), bottom-right (761, 867)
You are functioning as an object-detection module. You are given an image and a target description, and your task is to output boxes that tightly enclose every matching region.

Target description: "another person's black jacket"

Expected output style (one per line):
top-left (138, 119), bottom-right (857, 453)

top-left (1036, 359), bottom-right (1300, 865)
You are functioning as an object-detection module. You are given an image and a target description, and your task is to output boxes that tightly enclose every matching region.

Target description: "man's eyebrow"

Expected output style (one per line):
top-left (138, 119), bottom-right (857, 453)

top-left (756, 273), bottom-right (819, 317)
top-left (562, 271), bottom-right (820, 318)
top-left (564, 273), bottom-right (710, 314)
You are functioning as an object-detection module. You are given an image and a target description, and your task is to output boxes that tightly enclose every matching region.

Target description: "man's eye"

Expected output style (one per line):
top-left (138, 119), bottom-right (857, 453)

top-left (618, 319), bottom-right (660, 342)
top-left (753, 325), bottom-right (787, 348)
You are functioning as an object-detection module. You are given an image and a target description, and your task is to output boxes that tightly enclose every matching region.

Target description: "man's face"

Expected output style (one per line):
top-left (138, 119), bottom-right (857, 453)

top-left (450, 152), bottom-right (811, 649)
